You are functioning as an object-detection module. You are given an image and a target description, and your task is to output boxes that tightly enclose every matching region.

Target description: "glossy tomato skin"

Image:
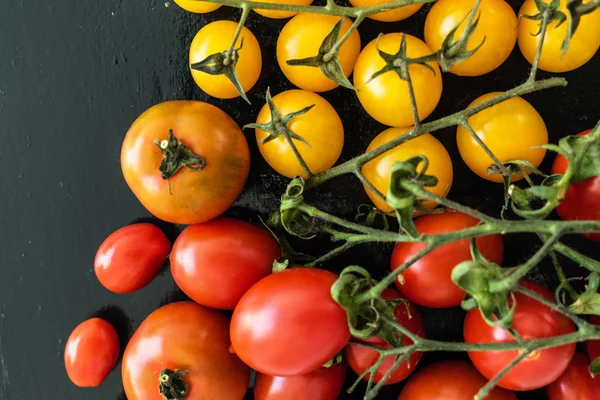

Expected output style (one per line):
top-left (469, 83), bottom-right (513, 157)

top-left (397, 360), bottom-right (517, 400)
top-left (173, 0), bottom-right (220, 13)
top-left (254, 363), bottom-right (345, 400)
top-left (344, 289), bottom-right (424, 384)
top-left (425, 0), bottom-right (517, 76)
top-left (546, 353), bottom-right (600, 400)
top-left (121, 101), bottom-right (250, 225)
top-left (230, 268), bottom-right (351, 376)
top-left (170, 218), bottom-right (281, 310)
top-left (587, 315), bottom-right (600, 362)
top-left (391, 212), bottom-right (504, 308)
top-left (349, 0), bottom-right (421, 22)
top-left (254, 0), bottom-right (313, 19)
top-left (94, 223), bottom-right (170, 293)
top-left (464, 281), bottom-right (576, 391)
top-left (64, 318), bottom-right (119, 387)
top-left (122, 302), bottom-right (249, 400)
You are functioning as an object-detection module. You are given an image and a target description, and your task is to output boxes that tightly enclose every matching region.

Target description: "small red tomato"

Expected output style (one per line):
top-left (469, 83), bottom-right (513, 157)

top-left (547, 352), bottom-right (600, 400)
top-left (587, 315), bottom-right (600, 362)
top-left (64, 318), bottom-right (119, 387)
top-left (94, 223), bottom-right (171, 293)
top-left (170, 218), bottom-right (281, 310)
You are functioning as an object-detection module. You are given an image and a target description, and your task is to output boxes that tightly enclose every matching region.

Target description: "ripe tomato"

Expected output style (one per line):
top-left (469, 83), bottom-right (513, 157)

top-left (277, 14), bottom-right (361, 92)
top-left (391, 212), bottom-right (504, 308)
top-left (547, 353), bottom-right (600, 400)
top-left (349, 0), bottom-right (422, 22)
top-left (64, 318), bottom-right (119, 387)
top-left (173, 0), bottom-right (220, 13)
top-left (122, 302), bottom-right (249, 400)
top-left (254, 90), bottom-right (344, 179)
top-left (587, 315), bottom-right (600, 362)
top-left (361, 128), bottom-right (453, 212)
top-left (424, 0), bottom-right (517, 76)
top-left (254, 363), bottom-right (345, 400)
top-left (344, 289), bottom-right (424, 384)
top-left (94, 224), bottom-right (170, 293)
top-left (456, 93), bottom-right (548, 183)
top-left (121, 101), bottom-right (250, 225)
top-left (230, 268), bottom-right (350, 376)
top-left (354, 33), bottom-right (442, 127)
top-left (170, 218), bottom-right (281, 310)
top-left (518, 0), bottom-right (600, 73)
top-left (551, 130), bottom-right (600, 242)
top-left (189, 21), bottom-right (262, 99)
top-left (397, 360), bottom-right (517, 400)
top-left (464, 281), bottom-right (576, 391)
top-left (254, 0), bottom-right (314, 19)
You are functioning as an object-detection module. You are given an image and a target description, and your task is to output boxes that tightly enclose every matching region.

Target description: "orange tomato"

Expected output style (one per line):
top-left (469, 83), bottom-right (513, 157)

top-left (173, 0), bottom-right (220, 13)
top-left (349, 0), bottom-right (422, 22)
top-left (254, 0), bottom-right (314, 19)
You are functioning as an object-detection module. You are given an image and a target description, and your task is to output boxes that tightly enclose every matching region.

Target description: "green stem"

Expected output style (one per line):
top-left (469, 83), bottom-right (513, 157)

top-left (224, 5), bottom-right (250, 65)
top-left (554, 242), bottom-right (600, 273)
top-left (474, 351), bottom-right (530, 400)
top-left (515, 285), bottom-right (589, 328)
top-left (460, 119), bottom-right (511, 178)
top-left (365, 347), bottom-right (417, 400)
top-left (323, 15), bottom-right (365, 63)
top-left (527, 10), bottom-right (550, 83)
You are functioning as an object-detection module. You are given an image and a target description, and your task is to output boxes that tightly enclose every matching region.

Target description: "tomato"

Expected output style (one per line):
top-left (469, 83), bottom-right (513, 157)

top-left (64, 318), bottom-right (119, 387)
top-left (551, 130), bottom-right (600, 242)
top-left (254, 0), bottom-right (314, 19)
top-left (173, 0), bottom-right (220, 13)
top-left (189, 21), bottom-right (262, 99)
top-left (361, 128), bottom-right (453, 212)
top-left (464, 281), bottom-right (576, 391)
top-left (254, 90), bottom-right (344, 179)
top-left (547, 353), bottom-right (600, 400)
top-left (171, 218), bottom-right (281, 310)
top-left (424, 0), bottom-right (517, 76)
top-left (94, 224), bottom-right (170, 293)
top-left (121, 101), bottom-right (250, 225)
top-left (587, 315), bottom-right (600, 362)
top-left (230, 268), bottom-right (350, 376)
top-left (391, 212), bottom-right (504, 308)
top-left (518, 0), bottom-right (600, 73)
top-left (122, 302), bottom-right (249, 400)
top-left (456, 93), bottom-right (548, 183)
top-left (354, 33), bottom-right (442, 127)
top-left (344, 289), bottom-right (424, 384)
top-left (277, 14), bottom-right (361, 92)
top-left (349, 0), bottom-right (422, 22)
top-left (254, 363), bottom-right (345, 400)
top-left (397, 360), bottom-right (517, 400)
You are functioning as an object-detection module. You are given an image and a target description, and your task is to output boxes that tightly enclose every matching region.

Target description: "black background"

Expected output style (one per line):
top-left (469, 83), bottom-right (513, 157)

top-left (0, 0), bottom-right (598, 399)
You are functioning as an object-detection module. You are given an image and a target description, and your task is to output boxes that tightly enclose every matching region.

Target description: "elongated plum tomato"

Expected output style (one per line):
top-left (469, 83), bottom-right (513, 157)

top-left (94, 223), bottom-right (170, 293)
top-left (547, 353), bottom-right (600, 400)
top-left (173, 0), bottom-right (220, 13)
top-left (361, 128), bottom-right (453, 213)
top-left (551, 130), bottom-right (600, 242)
top-left (170, 218), bottom-right (281, 310)
top-left (456, 93), bottom-right (548, 182)
top-left (230, 268), bottom-right (351, 376)
top-left (64, 318), bottom-right (119, 387)
top-left (254, 0), bottom-right (314, 20)
top-left (424, 0), bottom-right (517, 76)
top-left (344, 289), bottom-right (424, 384)
top-left (349, 0), bottom-right (422, 22)
top-left (587, 315), bottom-right (600, 362)
top-left (391, 212), bottom-right (504, 308)
top-left (121, 101), bottom-right (250, 225)
top-left (354, 33), bottom-right (442, 127)
top-left (122, 302), bottom-right (249, 400)
top-left (464, 281), bottom-right (576, 391)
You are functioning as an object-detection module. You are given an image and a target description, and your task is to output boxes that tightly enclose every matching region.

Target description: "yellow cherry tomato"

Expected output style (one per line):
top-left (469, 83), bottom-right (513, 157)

top-left (349, 0), bottom-right (422, 22)
top-left (456, 93), bottom-right (548, 183)
top-left (362, 128), bottom-right (453, 212)
top-left (424, 0), bottom-right (517, 76)
top-left (255, 90), bottom-right (344, 179)
top-left (189, 21), bottom-right (262, 99)
top-left (354, 34), bottom-right (442, 127)
top-left (277, 14), bottom-right (361, 92)
top-left (173, 0), bottom-right (220, 13)
top-left (254, 0), bottom-right (314, 19)
top-left (518, 0), bottom-right (600, 73)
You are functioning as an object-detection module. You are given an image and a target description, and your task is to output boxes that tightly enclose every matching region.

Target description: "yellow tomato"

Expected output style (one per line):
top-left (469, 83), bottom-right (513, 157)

top-left (354, 34), bottom-right (442, 127)
top-left (349, 0), bottom-right (422, 22)
top-left (189, 21), bottom-right (262, 99)
top-left (456, 93), bottom-right (548, 183)
top-left (254, 90), bottom-right (344, 179)
top-left (174, 0), bottom-right (220, 13)
top-left (425, 0), bottom-right (517, 76)
top-left (518, 0), bottom-right (600, 73)
top-left (362, 128), bottom-right (453, 212)
top-left (254, 0), bottom-right (314, 19)
top-left (277, 14), bottom-right (361, 92)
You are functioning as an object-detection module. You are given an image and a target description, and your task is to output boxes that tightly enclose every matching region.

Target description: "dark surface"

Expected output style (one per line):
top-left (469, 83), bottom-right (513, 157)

top-left (0, 0), bottom-right (598, 399)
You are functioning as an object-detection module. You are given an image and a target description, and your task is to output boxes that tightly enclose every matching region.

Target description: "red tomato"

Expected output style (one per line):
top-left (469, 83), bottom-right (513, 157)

top-left (344, 289), bottom-right (424, 384)
top-left (230, 268), bottom-right (350, 376)
top-left (254, 363), bottom-right (345, 400)
top-left (64, 318), bottom-right (119, 387)
top-left (171, 219), bottom-right (281, 310)
top-left (94, 223), bottom-right (170, 293)
top-left (547, 352), bottom-right (600, 400)
top-left (587, 315), bottom-right (600, 362)
top-left (391, 212), bottom-right (504, 308)
top-left (464, 281), bottom-right (576, 391)
top-left (551, 130), bottom-right (600, 242)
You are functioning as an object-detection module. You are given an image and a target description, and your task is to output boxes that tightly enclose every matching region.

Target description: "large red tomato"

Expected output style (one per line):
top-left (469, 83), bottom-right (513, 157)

top-left (587, 315), bottom-right (600, 362)
top-left (170, 218), bottom-right (281, 310)
top-left (230, 268), bottom-right (350, 376)
top-left (546, 352), bottom-right (600, 400)
top-left (464, 281), bottom-right (576, 391)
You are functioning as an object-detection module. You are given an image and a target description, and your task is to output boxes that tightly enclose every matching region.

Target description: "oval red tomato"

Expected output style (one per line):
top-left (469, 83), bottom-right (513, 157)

top-left (587, 315), bottom-right (600, 362)
top-left (547, 352), bottom-right (600, 400)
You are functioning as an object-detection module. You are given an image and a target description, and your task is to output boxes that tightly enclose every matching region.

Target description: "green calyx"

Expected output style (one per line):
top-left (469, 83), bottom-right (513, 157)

top-left (568, 273), bottom-right (600, 315)
top-left (562, 0), bottom-right (600, 55)
top-left (278, 177), bottom-right (316, 239)
top-left (521, 0), bottom-right (567, 35)
top-left (153, 130), bottom-right (205, 181)
top-left (438, 8), bottom-right (486, 72)
top-left (159, 369), bottom-right (189, 400)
